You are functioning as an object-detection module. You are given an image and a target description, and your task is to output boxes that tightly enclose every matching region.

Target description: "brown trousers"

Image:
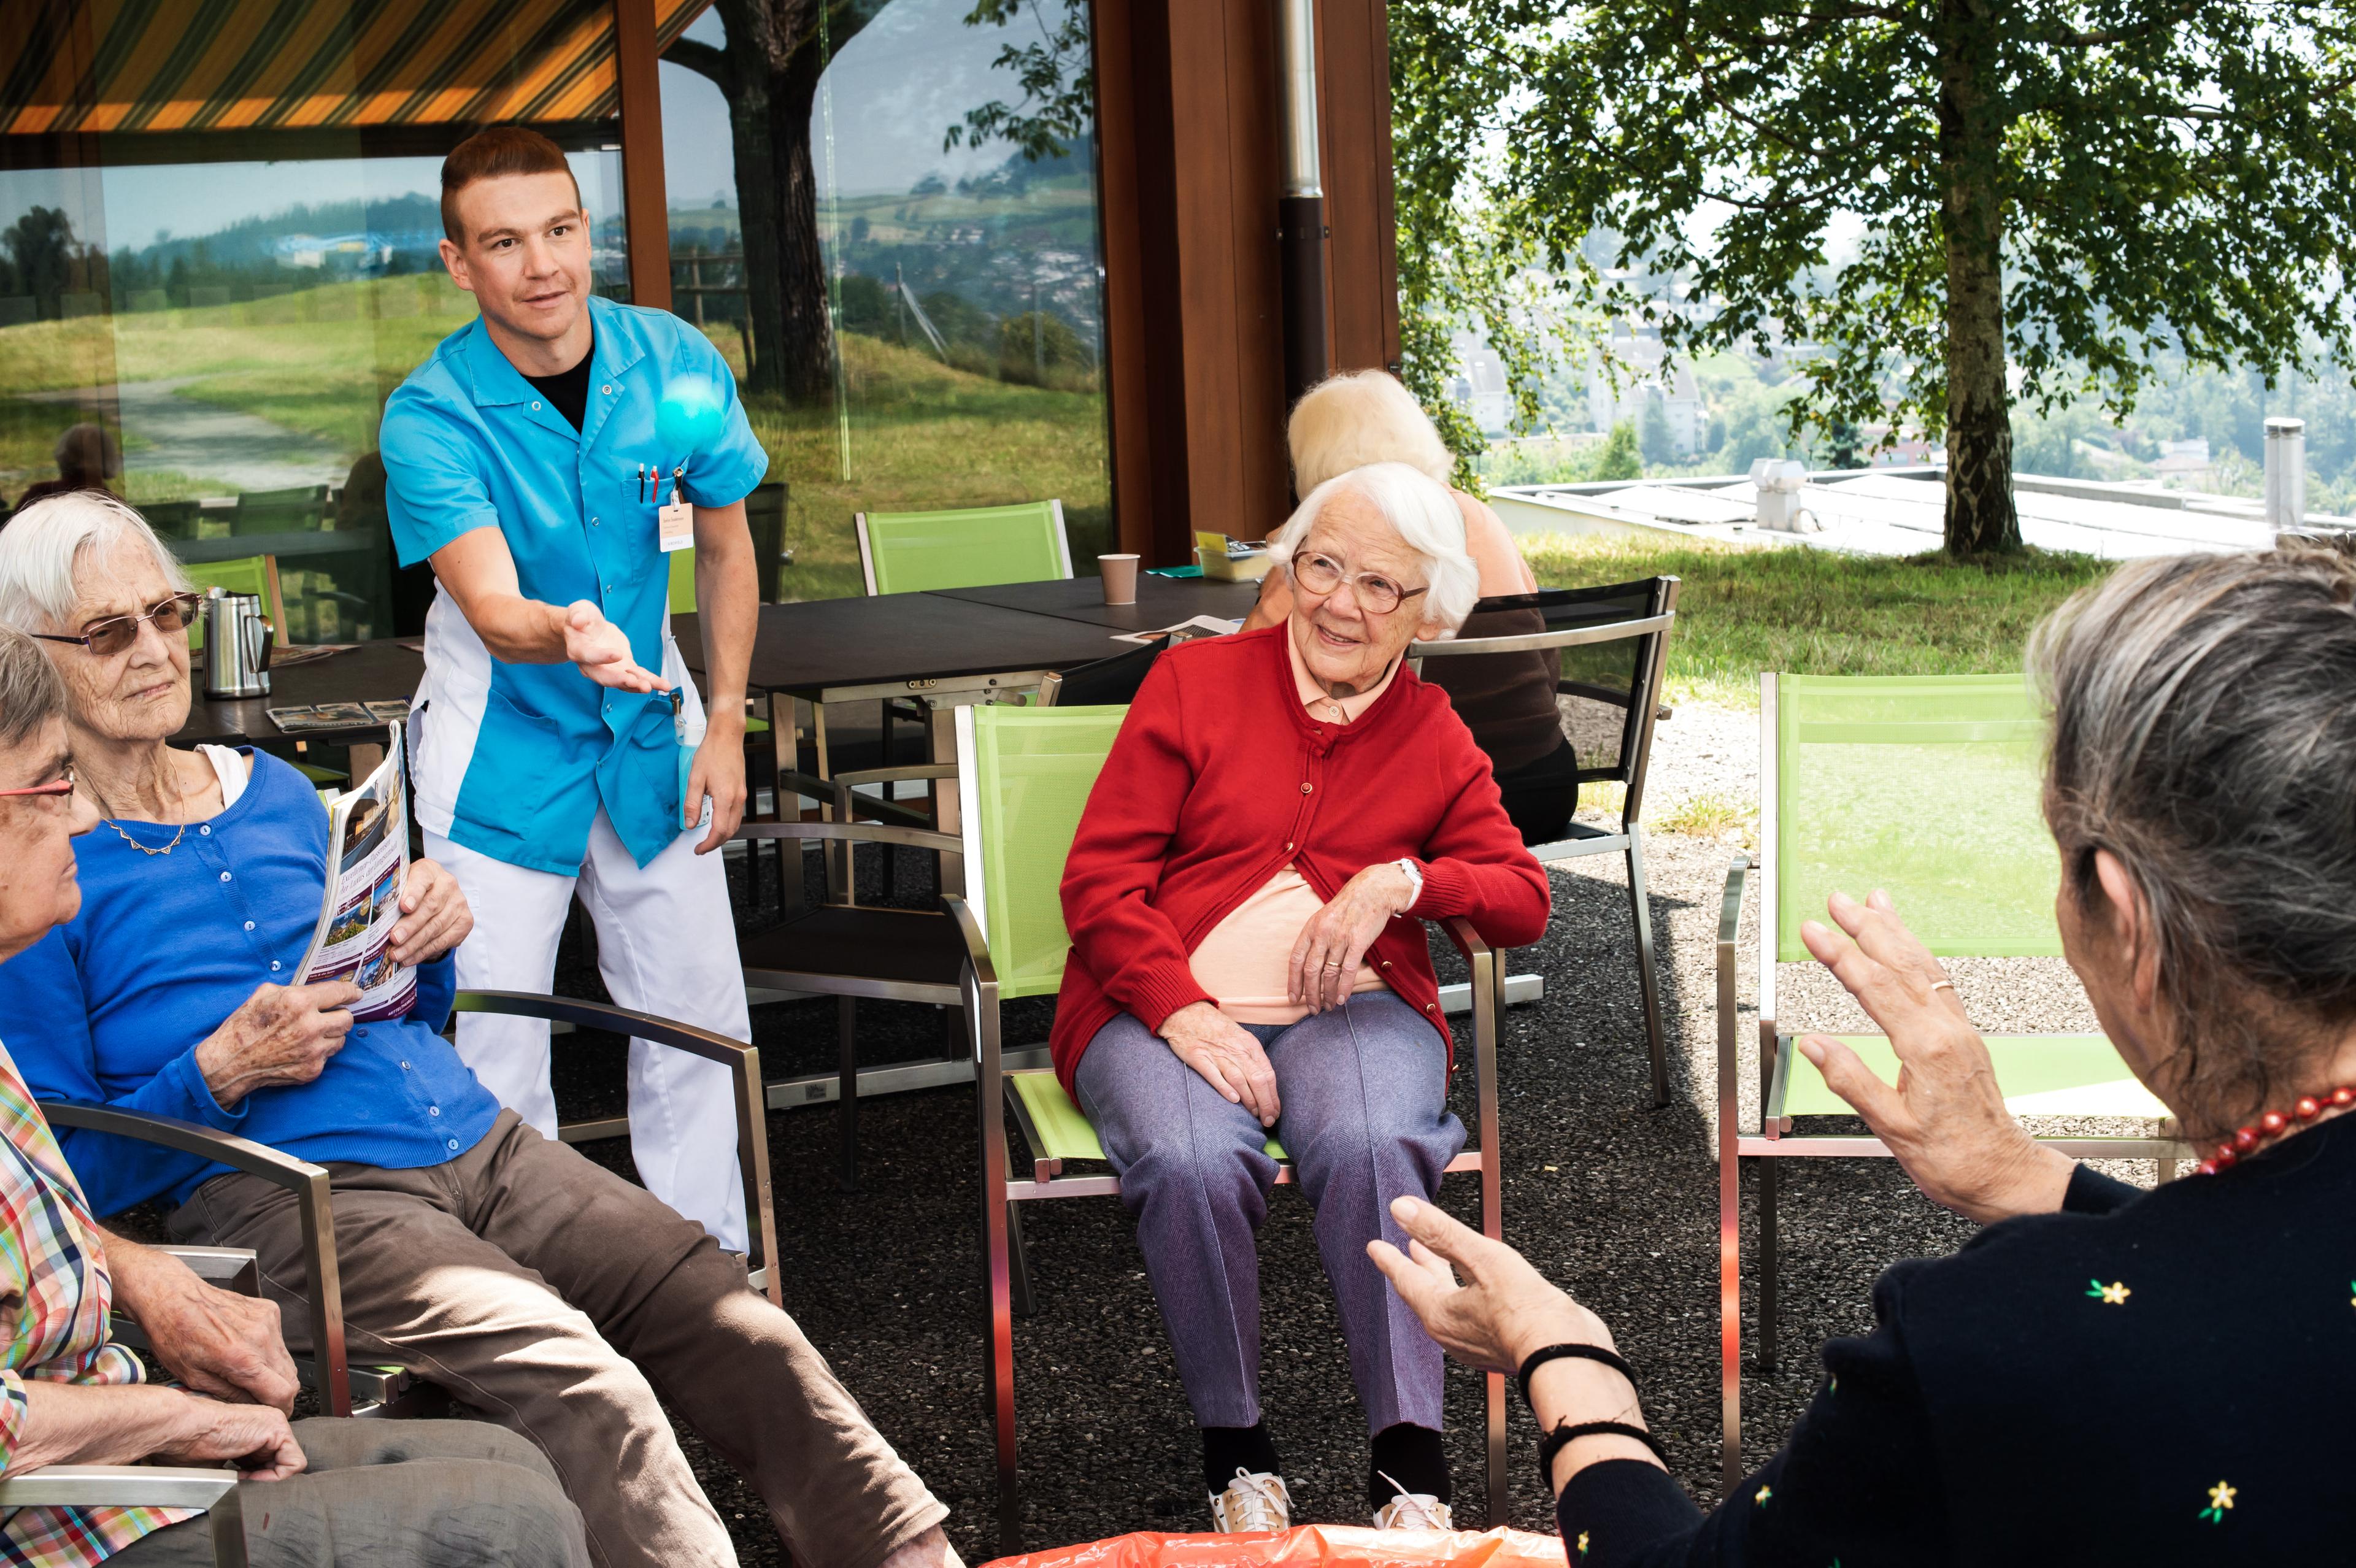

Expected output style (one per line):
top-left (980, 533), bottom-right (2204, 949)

top-left (171, 1111), bottom-right (945, 1568)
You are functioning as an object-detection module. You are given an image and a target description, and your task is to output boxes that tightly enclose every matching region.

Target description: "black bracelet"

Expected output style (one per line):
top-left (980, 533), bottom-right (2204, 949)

top-left (1536, 1420), bottom-right (1668, 1491)
top-left (1517, 1343), bottom-right (1638, 1411)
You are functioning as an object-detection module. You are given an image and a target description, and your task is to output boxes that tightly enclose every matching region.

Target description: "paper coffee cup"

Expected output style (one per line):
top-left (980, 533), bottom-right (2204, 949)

top-left (1099, 553), bottom-right (1140, 605)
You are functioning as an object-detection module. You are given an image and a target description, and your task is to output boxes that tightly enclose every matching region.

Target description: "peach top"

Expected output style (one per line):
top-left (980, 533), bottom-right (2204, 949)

top-left (1185, 629), bottom-right (1403, 1024)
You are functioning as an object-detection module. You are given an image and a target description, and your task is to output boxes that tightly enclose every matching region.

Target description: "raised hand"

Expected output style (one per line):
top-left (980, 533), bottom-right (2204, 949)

top-left (1798, 888), bottom-right (2075, 1223)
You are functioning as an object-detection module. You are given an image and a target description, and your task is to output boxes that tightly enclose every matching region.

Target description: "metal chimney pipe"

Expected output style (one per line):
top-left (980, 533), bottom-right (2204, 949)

top-left (1277, 0), bottom-right (1329, 409)
top-left (2265, 417), bottom-right (2307, 540)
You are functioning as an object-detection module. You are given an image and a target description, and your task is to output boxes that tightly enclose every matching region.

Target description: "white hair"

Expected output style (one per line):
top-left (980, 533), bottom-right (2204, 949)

top-left (0, 492), bottom-right (192, 634)
top-left (1266, 462), bottom-right (1479, 634)
top-left (1287, 369), bottom-right (1454, 493)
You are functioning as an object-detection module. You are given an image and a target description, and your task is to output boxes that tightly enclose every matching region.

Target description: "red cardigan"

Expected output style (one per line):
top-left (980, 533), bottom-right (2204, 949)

top-left (1051, 624), bottom-right (1552, 1090)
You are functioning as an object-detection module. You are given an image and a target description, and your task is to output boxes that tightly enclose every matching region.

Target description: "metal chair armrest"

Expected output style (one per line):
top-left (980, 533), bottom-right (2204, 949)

top-left (0, 1467), bottom-right (246, 1566)
top-left (833, 764), bottom-right (960, 788)
top-left (454, 992), bottom-right (781, 1307)
top-left (38, 1102), bottom-right (351, 1419)
top-left (1442, 920), bottom-right (1504, 1247)
top-left (158, 1246), bottom-right (262, 1296)
top-left (732, 821), bottom-right (961, 856)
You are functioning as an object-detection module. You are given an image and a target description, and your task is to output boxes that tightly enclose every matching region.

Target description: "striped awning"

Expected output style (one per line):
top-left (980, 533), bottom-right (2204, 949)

top-left (0, 0), bottom-right (709, 137)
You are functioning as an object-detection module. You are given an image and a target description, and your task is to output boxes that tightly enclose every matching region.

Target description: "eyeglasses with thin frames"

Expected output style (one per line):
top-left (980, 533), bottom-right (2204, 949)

top-left (1292, 551), bottom-right (1429, 616)
top-left (0, 763), bottom-right (77, 805)
top-left (31, 593), bottom-right (206, 658)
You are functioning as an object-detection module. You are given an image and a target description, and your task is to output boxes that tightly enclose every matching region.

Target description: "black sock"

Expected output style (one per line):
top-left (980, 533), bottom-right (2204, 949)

top-left (1369, 1422), bottom-right (1450, 1510)
top-left (1202, 1423), bottom-right (1281, 1493)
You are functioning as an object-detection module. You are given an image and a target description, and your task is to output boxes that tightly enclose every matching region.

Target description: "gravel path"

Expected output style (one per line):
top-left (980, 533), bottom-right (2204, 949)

top-left (531, 698), bottom-right (2152, 1563)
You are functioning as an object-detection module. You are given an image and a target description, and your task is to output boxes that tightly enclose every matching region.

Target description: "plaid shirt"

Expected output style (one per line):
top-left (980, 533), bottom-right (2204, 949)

top-left (0, 1040), bottom-right (192, 1564)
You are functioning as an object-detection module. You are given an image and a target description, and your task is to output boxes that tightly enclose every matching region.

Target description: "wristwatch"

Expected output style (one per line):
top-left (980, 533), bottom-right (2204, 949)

top-left (1393, 856), bottom-right (1424, 910)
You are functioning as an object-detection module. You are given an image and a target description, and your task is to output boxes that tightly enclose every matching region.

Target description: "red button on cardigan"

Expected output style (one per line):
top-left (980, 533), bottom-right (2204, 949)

top-left (1049, 624), bottom-right (1553, 1091)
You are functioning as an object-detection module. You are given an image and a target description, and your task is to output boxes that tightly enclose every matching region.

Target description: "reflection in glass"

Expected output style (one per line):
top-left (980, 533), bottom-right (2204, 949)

top-left (660, 0), bottom-right (1111, 601)
top-left (0, 0), bottom-right (631, 642)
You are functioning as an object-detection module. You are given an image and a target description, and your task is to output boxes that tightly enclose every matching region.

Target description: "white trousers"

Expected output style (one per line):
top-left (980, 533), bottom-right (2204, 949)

top-left (427, 812), bottom-right (750, 1252)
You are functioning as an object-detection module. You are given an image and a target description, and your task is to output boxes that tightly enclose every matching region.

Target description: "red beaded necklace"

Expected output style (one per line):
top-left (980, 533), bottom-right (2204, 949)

top-left (2196, 1085), bottom-right (2356, 1175)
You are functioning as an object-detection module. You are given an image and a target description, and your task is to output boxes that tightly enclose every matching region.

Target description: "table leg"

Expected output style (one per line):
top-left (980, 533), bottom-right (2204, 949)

top-left (347, 742), bottom-right (386, 782)
top-left (928, 704), bottom-right (964, 898)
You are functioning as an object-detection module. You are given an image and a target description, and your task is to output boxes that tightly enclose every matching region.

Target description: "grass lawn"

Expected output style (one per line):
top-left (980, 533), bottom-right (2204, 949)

top-left (0, 280), bottom-right (1110, 604)
top-left (1519, 530), bottom-right (2117, 706)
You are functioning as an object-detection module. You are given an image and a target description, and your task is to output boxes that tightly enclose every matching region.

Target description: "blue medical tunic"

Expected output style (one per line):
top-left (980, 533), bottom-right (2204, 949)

top-left (382, 296), bottom-right (767, 874)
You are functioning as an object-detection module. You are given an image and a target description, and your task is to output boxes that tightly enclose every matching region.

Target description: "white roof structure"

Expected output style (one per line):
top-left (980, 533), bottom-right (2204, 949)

top-left (1490, 467), bottom-right (2355, 559)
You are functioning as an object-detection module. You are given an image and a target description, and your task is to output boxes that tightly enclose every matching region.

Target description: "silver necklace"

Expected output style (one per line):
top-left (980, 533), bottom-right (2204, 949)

top-left (104, 818), bottom-right (185, 856)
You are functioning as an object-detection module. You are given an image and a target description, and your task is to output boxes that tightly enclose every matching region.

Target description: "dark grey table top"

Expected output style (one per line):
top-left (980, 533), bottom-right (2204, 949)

top-left (927, 574), bottom-right (1263, 632)
top-left (674, 590), bottom-right (1150, 694)
top-left (174, 639), bottom-right (422, 748)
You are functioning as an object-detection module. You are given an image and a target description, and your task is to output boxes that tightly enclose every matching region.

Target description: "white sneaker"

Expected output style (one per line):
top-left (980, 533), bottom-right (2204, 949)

top-left (1371, 1470), bottom-right (1452, 1531)
top-left (1208, 1468), bottom-right (1292, 1533)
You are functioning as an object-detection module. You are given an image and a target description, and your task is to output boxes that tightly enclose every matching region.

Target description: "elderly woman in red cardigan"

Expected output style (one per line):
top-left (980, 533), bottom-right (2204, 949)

top-left (1053, 461), bottom-right (1551, 1535)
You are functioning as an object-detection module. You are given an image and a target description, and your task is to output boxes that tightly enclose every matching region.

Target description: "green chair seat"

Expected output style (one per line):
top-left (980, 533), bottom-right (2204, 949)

top-left (1008, 1069), bottom-right (1285, 1163)
top-left (1784, 1034), bottom-right (2166, 1120)
top-left (288, 759), bottom-right (348, 787)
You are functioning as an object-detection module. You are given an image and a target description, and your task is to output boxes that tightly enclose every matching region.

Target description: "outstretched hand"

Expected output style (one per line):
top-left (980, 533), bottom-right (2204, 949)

top-left (562, 601), bottom-right (670, 693)
top-left (1366, 1195), bottom-right (1599, 1374)
top-left (1798, 888), bottom-right (2075, 1223)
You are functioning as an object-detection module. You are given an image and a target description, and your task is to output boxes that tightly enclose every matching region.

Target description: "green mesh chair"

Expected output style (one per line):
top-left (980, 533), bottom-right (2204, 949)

top-left (853, 499), bottom-right (1072, 596)
top-left (183, 555), bottom-right (282, 652)
top-left (943, 704), bottom-right (1509, 1555)
top-left (1713, 674), bottom-right (2193, 1491)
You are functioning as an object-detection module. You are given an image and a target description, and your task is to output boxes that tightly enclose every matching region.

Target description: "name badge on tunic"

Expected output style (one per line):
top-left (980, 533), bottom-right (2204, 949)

top-left (658, 492), bottom-right (694, 552)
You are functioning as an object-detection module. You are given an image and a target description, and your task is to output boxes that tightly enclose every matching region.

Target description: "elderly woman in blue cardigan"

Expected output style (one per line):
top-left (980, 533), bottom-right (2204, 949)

top-left (1374, 546), bottom-right (2356, 1564)
top-left (0, 493), bottom-right (961, 1568)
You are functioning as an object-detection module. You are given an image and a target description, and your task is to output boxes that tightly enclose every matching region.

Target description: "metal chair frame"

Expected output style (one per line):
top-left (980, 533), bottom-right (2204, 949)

top-left (942, 706), bottom-right (1511, 1555)
top-left (45, 992), bottom-right (781, 1426)
top-left (1712, 673), bottom-right (2195, 1494)
top-left (726, 811), bottom-right (972, 1189)
top-left (0, 1242), bottom-right (279, 1564)
top-left (1410, 577), bottom-right (1681, 1105)
top-left (0, 1466), bottom-right (248, 1566)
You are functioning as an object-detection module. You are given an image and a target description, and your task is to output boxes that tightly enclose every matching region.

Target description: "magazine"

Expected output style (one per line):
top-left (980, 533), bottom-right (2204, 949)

top-left (293, 724), bottom-right (416, 1023)
top-left (1110, 615), bottom-right (1241, 647)
top-left (269, 702), bottom-right (375, 734)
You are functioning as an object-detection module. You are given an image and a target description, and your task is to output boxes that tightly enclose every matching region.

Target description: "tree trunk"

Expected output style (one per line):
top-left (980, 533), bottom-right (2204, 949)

top-left (1934, 0), bottom-right (2021, 556)
top-left (682, 1), bottom-right (874, 406)
top-left (758, 48), bottom-right (835, 405)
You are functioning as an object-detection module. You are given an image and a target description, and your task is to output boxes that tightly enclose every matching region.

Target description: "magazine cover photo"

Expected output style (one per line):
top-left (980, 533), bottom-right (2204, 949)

top-left (294, 725), bottom-right (416, 1023)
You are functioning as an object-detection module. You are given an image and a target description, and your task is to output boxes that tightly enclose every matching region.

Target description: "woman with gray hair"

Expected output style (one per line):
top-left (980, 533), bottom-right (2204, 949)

top-left (1247, 371), bottom-right (1579, 841)
top-left (1368, 545), bottom-right (2356, 1565)
top-left (1053, 461), bottom-right (1549, 1534)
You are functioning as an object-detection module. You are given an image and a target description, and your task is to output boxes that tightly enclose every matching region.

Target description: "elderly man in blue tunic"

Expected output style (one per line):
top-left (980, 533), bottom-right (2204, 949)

top-left (0, 491), bottom-right (960, 1568)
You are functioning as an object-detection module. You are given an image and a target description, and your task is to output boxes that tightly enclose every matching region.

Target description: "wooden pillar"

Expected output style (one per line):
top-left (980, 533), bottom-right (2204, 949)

top-left (613, 0), bottom-right (672, 312)
top-left (1096, 0), bottom-right (1400, 566)
top-left (1316, 0), bottom-right (1401, 377)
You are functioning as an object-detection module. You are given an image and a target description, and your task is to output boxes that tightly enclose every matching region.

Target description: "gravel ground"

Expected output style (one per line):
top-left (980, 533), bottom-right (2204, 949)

top-left (514, 697), bottom-right (2160, 1563)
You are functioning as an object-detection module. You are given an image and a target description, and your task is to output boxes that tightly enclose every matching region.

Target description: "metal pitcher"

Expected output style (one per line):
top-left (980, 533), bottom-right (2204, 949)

top-left (201, 588), bottom-right (274, 699)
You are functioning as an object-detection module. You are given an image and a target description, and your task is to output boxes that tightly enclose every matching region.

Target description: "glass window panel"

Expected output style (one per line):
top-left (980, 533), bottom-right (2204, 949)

top-left (0, 0), bottom-right (628, 644)
top-left (660, 0), bottom-right (1113, 602)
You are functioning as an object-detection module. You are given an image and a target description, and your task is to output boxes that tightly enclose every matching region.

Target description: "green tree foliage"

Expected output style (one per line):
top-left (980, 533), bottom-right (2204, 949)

top-left (1591, 420), bottom-right (1643, 482)
top-left (1389, 1), bottom-right (2356, 555)
top-left (947, 1), bottom-right (1094, 161)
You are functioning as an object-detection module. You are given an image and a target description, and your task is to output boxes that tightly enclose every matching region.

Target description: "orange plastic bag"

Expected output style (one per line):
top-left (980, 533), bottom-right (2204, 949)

top-left (983, 1524), bottom-right (1566, 1568)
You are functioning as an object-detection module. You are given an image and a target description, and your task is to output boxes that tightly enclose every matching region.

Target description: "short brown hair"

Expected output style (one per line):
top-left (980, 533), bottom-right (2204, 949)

top-left (441, 126), bottom-right (583, 244)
